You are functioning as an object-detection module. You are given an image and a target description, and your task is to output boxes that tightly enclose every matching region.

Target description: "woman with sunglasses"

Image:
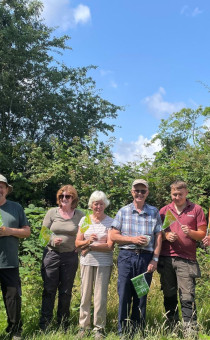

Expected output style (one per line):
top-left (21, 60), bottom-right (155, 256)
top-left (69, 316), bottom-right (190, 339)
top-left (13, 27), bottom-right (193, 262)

top-left (40, 185), bottom-right (84, 331)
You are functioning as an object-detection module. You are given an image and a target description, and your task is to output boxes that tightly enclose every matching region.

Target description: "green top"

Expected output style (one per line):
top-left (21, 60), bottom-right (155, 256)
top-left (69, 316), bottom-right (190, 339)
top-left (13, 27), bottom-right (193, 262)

top-left (0, 200), bottom-right (29, 268)
top-left (43, 207), bottom-right (85, 252)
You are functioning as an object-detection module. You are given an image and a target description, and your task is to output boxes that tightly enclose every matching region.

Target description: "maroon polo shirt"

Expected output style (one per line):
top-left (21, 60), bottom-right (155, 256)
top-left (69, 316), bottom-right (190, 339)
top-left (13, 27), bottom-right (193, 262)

top-left (160, 200), bottom-right (207, 261)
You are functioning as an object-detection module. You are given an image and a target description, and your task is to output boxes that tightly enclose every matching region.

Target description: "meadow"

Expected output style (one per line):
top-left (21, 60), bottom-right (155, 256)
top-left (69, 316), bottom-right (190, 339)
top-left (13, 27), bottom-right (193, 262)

top-left (0, 247), bottom-right (209, 340)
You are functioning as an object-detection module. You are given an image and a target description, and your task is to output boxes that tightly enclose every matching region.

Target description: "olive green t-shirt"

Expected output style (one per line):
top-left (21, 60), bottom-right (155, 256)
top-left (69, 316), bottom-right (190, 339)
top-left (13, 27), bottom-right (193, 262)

top-left (43, 207), bottom-right (84, 252)
top-left (0, 200), bottom-right (29, 268)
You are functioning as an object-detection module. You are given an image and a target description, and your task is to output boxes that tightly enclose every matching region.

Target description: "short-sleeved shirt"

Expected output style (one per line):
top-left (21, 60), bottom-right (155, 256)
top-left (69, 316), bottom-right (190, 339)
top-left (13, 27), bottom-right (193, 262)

top-left (0, 200), bottom-right (29, 268)
top-left (112, 202), bottom-right (162, 251)
top-left (79, 215), bottom-right (113, 266)
top-left (44, 207), bottom-right (84, 253)
top-left (160, 200), bottom-right (207, 261)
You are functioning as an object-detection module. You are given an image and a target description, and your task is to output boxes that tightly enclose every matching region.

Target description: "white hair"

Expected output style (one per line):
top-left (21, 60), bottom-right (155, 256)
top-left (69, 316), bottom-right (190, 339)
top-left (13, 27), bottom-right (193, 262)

top-left (88, 191), bottom-right (110, 209)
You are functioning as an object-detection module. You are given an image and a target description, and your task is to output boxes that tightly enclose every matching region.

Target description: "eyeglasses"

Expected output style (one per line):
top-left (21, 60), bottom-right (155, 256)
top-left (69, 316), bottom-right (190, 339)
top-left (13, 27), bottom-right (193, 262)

top-left (59, 194), bottom-right (73, 200)
top-left (132, 189), bottom-right (147, 195)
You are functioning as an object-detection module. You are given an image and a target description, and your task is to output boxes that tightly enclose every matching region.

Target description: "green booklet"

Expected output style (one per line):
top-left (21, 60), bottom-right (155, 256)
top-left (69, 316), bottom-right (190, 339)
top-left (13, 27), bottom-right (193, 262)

top-left (39, 226), bottom-right (53, 247)
top-left (162, 209), bottom-right (177, 230)
top-left (131, 272), bottom-right (149, 298)
top-left (80, 212), bottom-right (92, 233)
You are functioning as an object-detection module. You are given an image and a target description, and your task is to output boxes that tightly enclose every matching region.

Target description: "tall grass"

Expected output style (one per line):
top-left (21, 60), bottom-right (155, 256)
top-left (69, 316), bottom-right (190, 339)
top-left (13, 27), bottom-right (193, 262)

top-left (0, 248), bottom-right (209, 339)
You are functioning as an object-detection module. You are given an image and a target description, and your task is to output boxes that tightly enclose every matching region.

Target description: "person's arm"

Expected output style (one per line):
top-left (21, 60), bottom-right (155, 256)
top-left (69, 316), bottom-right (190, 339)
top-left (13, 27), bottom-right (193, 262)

top-left (181, 225), bottom-right (207, 241)
top-left (147, 232), bottom-right (162, 272)
top-left (75, 228), bottom-right (97, 248)
top-left (0, 225), bottom-right (31, 238)
top-left (110, 228), bottom-right (149, 246)
top-left (89, 229), bottom-right (114, 252)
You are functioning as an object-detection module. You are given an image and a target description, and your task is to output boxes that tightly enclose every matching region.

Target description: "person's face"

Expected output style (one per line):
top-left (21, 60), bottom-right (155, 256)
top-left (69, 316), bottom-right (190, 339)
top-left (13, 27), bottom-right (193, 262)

top-left (131, 184), bottom-right (149, 205)
top-left (92, 200), bottom-right (105, 215)
top-left (171, 187), bottom-right (188, 207)
top-left (0, 182), bottom-right (8, 204)
top-left (59, 191), bottom-right (73, 209)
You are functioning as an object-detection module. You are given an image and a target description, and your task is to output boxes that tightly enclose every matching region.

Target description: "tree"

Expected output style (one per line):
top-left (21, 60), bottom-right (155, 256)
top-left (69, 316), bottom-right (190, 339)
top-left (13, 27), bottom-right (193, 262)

top-left (0, 0), bottom-right (121, 175)
top-left (9, 135), bottom-right (143, 211)
top-left (151, 106), bottom-right (210, 159)
top-left (144, 107), bottom-right (210, 211)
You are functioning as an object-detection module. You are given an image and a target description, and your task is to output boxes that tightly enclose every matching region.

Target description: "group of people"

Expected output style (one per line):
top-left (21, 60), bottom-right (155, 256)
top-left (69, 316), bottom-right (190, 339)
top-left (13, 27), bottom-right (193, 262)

top-left (0, 174), bottom-right (208, 340)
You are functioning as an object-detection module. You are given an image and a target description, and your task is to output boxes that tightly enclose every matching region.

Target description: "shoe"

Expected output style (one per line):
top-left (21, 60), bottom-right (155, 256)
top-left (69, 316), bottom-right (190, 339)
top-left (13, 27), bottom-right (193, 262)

top-left (94, 330), bottom-right (105, 340)
top-left (77, 328), bottom-right (89, 339)
top-left (12, 333), bottom-right (22, 340)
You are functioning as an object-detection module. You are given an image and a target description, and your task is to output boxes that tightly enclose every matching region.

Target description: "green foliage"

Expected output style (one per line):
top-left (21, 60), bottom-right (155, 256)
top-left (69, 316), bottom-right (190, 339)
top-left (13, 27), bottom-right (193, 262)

top-left (19, 204), bottom-right (46, 272)
top-left (0, 0), bottom-right (121, 177)
top-left (9, 135), bottom-right (142, 210)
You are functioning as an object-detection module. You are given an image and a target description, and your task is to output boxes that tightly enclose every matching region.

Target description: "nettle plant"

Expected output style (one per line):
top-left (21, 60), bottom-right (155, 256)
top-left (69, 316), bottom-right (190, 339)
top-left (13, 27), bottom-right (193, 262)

top-left (19, 204), bottom-right (47, 276)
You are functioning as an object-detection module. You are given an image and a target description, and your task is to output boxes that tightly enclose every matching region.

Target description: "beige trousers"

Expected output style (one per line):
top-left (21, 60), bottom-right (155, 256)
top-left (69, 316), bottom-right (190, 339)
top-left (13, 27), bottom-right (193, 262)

top-left (79, 264), bottom-right (112, 330)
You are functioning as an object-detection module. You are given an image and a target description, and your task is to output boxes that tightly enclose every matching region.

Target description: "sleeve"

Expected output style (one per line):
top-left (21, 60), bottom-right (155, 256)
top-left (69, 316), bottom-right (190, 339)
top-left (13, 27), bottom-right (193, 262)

top-left (43, 208), bottom-right (55, 229)
top-left (105, 216), bottom-right (114, 230)
top-left (111, 210), bottom-right (123, 231)
top-left (196, 205), bottom-right (207, 227)
top-left (78, 216), bottom-right (85, 227)
top-left (159, 206), bottom-right (167, 223)
top-left (154, 210), bottom-right (162, 233)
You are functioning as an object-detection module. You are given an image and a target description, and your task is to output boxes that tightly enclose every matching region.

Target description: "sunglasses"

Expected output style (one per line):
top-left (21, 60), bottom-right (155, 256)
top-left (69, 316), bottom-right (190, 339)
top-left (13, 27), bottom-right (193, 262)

top-left (133, 189), bottom-right (147, 195)
top-left (59, 194), bottom-right (73, 200)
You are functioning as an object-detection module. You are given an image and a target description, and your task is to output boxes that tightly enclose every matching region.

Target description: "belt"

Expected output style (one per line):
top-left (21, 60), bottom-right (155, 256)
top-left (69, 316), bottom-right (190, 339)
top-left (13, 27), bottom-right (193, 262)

top-left (121, 249), bottom-right (153, 254)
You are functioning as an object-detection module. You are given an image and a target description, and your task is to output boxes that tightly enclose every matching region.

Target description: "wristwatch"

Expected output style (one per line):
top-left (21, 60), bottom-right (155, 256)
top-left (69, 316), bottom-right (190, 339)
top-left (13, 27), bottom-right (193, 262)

top-left (152, 256), bottom-right (159, 262)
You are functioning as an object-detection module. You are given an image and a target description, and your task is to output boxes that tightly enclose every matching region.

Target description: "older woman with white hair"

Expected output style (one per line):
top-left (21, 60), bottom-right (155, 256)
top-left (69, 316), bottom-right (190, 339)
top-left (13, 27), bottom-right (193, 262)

top-left (75, 191), bottom-right (114, 339)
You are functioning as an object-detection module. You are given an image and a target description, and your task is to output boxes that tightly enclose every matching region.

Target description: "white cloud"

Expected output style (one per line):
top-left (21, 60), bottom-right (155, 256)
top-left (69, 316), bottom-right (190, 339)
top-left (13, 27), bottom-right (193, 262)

top-left (143, 87), bottom-right (185, 119)
top-left (192, 7), bottom-right (203, 17)
top-left (110, 80), bottom-right (118, 88)
top-left (180, 5), bottom-right (203, 17)
top-left (113, 134), bottom-right (162, 164)
top-left (74, 4), bottom-right (91, 24)
top-left (100, 69), bottom-right (112, 76)
top-left (41, 0), bottom-right (91, 30)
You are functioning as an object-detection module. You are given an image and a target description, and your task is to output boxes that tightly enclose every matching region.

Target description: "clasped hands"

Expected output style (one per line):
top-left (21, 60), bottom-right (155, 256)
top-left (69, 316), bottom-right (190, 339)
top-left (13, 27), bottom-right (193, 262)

top-left (165, 225), bottom-right (190, 243)
top-left (81, 233), bottom-right (97, 256)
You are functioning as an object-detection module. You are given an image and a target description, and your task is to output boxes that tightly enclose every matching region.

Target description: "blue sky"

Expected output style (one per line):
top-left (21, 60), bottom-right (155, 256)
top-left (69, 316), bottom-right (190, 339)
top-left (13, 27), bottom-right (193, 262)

top-left (41, 0), bottom-right (210, 163)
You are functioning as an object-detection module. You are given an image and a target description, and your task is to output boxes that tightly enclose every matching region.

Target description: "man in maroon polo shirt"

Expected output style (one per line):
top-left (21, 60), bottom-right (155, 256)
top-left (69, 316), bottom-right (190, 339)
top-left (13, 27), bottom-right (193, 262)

top-left (157, 180), bottom-right (207, 336)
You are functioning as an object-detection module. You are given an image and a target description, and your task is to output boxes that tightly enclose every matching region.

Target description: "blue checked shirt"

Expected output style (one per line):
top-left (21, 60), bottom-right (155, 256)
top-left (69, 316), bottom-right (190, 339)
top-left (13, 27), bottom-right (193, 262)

top-left (112, 203), bottom-right (162, 251)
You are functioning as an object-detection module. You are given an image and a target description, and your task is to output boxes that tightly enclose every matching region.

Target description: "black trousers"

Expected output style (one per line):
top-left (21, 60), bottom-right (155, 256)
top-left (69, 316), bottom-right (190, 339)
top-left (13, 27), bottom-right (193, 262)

top-left (40, 249), bottom-right (78, 329)
top-left (0, 267), bottom-right (22, 333)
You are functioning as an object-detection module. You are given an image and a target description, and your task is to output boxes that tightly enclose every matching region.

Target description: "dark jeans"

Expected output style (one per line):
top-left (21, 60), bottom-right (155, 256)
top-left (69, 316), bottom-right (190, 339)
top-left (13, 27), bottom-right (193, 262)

top-left (40, 249), bottom-right (78, 329)
top-left (0, 267), bottom-right (22, 334)
top-left (117, 249), bottom-right (153, 335)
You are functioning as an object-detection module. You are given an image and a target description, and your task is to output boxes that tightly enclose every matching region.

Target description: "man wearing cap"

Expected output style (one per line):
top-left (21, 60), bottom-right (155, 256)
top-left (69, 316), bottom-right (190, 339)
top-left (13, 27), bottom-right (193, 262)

top-left (110, 179), bottom-right (162, 336)
top-left (0, 174), bottom-right (31, 339)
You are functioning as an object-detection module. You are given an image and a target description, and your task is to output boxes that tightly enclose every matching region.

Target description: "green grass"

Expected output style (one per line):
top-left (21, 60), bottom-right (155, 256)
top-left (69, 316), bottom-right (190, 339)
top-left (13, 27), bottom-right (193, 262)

top-left (0, 249), bottom-right (209, 339)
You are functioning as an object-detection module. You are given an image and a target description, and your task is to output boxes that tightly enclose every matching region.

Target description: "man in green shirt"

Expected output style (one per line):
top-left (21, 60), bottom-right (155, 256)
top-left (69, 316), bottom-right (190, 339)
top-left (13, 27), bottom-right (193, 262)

top-left (0, 174), bottom-right (31, 339)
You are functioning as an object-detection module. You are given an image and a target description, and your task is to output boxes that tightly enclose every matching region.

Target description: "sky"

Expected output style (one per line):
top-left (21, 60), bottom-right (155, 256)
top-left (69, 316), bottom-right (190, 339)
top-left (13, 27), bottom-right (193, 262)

top-left (41, 0), bottom-right (210, 163)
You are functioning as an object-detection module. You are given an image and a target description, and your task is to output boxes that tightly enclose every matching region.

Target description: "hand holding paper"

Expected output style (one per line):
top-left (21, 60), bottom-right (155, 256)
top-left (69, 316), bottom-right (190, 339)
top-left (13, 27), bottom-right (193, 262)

top-left (39, 226), bottom-right (53, 247)
top-left (131, 272), bottom-right (149, 298)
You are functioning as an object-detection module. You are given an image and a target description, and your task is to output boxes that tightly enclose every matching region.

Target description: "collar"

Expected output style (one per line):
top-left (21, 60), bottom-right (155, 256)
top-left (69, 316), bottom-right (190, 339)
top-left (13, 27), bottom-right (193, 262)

top-left (130, 202), bottom-right (148, 214)
top-left (169, 199), bottom-right (192, 213)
